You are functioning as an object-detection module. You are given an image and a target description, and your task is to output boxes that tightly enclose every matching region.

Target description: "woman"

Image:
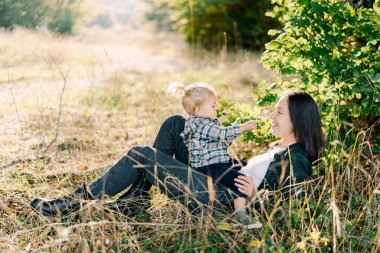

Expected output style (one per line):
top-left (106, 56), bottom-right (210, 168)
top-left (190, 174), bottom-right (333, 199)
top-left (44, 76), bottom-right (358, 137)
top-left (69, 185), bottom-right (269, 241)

top-left (31, 90), bottom-right (324, 217)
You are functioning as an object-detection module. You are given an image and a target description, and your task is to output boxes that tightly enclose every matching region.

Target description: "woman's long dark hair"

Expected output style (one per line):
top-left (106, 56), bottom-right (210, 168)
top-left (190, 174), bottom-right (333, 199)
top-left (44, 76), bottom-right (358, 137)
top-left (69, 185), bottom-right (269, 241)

top-left (283, 90), bottom-right (325, 164)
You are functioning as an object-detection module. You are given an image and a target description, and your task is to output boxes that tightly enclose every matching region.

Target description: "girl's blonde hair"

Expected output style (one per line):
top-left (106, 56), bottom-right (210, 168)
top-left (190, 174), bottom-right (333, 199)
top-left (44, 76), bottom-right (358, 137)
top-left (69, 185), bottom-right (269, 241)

top-left (167, 82), bottom-right (217, 115)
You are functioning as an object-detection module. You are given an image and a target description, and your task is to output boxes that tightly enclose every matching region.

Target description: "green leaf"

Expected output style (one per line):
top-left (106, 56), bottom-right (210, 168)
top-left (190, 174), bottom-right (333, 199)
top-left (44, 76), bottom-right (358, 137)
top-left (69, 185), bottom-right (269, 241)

top-left (268, 29), bottom-right (281, 36)
top-left (374, 0), bottom-right (380, 15)
top-left (265, 41), bottom-right (282, 50)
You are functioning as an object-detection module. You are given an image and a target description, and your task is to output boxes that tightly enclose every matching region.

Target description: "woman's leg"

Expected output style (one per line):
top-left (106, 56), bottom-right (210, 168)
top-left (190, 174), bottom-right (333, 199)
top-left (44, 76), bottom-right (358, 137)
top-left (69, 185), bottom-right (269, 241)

top-left (130, 146), bottom-right (234, 212)
top-left (152, 115), bottom-right (188, 164)
top-left (120, 146), bottom-right (238, 213)
top-left (31, 115), bottom-right (188, 216)
top-left (118, 115), bottom-right (188, 201)
top-left (31, 146), bottom-right (156, 216)
top-left (91, 145), bottom-right (234, 212)
top-left (89, 147), bottom-right (147, 197)
top-left (31, 145), bottom-right (234, 216)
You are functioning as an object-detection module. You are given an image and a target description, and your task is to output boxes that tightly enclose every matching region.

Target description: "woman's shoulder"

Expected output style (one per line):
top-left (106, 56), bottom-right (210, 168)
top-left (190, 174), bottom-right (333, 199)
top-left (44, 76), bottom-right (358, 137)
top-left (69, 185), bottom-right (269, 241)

top-left (162, 115), bottom-right (187, 129)
top-left (273, 143), bottom-right (311, 172)
top-left (286, 143), bottom-right (312, 175)
top-left (282, 143), bottom-right (309, 162)
top-left (260, 143), bottom-right (313, 190)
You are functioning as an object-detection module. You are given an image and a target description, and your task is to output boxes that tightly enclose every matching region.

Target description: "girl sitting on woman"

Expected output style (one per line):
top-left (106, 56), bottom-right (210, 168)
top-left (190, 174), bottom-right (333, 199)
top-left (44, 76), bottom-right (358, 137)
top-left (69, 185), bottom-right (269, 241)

top-left (31, 89), bottom-right (324, 228)
top-left (170, 82), bottom-right (260, 227)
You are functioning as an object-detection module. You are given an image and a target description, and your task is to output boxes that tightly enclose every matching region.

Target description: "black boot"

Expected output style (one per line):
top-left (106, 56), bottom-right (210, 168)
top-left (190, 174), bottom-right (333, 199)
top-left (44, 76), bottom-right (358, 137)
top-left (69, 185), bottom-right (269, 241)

top-left (31, 184), bottom-right (93, 217)
top-left (105, 195), bottom-right (151, 216)
top-left (106, 177), bottom-right (152, 216)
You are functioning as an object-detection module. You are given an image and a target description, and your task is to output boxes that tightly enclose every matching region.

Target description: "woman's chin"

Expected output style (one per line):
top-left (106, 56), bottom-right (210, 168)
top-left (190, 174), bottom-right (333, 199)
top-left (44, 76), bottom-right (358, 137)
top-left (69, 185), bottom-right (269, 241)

top-left (271, 130), bottom-right (280, 138)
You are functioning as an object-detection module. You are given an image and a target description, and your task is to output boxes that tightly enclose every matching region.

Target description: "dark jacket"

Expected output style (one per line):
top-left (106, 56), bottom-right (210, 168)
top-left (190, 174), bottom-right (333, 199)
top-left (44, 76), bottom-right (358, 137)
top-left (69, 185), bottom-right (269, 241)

top-left (258, 143), bottom-right (312, 193)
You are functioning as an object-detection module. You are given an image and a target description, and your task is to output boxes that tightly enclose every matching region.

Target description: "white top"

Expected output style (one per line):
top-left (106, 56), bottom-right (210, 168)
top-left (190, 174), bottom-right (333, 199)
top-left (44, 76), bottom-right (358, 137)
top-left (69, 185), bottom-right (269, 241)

top-left (240, 146), bottom-right (286, 189)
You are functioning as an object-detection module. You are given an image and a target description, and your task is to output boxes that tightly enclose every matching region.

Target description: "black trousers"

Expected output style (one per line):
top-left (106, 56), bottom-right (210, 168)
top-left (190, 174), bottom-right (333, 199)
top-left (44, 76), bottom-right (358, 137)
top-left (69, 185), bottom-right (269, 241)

top-left (88, 115), bottom-right (238, 211)
top-left (195, 160), bottom-right (247, 199)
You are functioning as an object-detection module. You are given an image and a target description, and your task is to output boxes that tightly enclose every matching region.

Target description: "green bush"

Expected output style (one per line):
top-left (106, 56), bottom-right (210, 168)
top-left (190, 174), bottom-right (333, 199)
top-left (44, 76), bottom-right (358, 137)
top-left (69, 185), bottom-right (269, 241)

top-left (45, 0), bottom-right (93, 35)
top-left (47, 6), bottom-right (75, 34)
top-left (261, 0), bottom-right (380, 149)
top-left (221, 0), bottom-right (380, 151)
top-left (146, 0), bottom-right (281, 50)
top-left (214, 1), bottom-right (379, 252)
top-left (217, 99), bottom-right (277, 144)
top-left (145, 2), bottom-right (174, 32)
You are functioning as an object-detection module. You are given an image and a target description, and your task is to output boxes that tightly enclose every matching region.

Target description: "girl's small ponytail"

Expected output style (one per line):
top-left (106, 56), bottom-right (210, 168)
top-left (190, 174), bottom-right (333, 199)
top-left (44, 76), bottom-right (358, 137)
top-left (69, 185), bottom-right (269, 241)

top-left (167, 82), bottom-right (185, 99)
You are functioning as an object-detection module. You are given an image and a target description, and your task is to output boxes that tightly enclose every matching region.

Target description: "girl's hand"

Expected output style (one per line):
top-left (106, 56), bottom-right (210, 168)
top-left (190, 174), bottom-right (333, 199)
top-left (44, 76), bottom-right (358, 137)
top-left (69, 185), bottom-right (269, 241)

top-left (239, 120), bottom-right (260, 132)
top-left (234, 175), bottom-right (256, 200)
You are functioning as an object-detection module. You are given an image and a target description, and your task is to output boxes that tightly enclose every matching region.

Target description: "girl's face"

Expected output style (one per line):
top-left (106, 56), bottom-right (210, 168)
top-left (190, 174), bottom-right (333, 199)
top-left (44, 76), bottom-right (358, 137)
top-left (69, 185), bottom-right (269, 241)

top-left (269, 97), bottom-right (295, 139)
top-left (195, 94), bottom-right (217, 119)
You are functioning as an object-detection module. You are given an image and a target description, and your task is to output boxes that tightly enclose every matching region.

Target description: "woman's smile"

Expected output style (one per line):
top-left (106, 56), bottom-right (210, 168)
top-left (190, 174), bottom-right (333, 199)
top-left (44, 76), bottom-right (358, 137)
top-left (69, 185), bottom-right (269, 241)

top-left (268, 96), bottom-right (296, 143)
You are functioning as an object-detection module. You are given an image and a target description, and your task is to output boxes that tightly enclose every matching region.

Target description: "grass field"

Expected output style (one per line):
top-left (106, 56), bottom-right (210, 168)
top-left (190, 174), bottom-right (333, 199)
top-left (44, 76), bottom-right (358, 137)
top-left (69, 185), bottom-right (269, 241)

top-left (0, 27), bottom-right (379, 252)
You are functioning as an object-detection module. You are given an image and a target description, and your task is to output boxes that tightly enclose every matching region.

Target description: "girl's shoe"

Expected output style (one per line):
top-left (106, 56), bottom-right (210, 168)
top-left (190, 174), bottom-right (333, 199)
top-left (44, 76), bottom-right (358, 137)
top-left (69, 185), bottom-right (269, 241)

top-left (234, 211), bottom-right (263, 229)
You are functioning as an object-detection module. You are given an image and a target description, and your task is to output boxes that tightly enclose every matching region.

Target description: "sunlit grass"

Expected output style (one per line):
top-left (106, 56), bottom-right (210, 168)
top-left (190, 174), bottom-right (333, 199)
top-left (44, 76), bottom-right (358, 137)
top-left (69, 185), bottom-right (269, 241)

top-left (0, 27), bottom-right (378, 252)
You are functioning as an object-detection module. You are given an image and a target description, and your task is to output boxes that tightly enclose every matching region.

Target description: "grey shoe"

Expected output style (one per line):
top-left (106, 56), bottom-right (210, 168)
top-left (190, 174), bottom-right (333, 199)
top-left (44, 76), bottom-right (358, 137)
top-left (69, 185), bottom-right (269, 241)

top-left (234, 211), bottom-right (263, 229)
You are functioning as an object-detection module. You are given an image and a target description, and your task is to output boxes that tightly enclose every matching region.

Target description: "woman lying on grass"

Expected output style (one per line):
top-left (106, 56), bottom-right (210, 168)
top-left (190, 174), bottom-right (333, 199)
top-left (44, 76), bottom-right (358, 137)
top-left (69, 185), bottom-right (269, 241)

top-left (31, 88), bottom-right (324, 228)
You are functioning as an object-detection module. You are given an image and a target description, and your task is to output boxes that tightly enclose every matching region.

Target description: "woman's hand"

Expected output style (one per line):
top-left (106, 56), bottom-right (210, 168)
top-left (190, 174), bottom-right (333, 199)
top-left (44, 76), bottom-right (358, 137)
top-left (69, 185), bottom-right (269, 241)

top-left (234, 175), bottom-right (256, 200)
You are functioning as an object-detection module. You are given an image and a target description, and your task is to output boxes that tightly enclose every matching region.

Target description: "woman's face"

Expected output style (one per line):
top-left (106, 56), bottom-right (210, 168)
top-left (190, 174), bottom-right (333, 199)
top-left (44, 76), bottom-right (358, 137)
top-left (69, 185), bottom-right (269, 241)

top-left (269, 97), bottom-right (295, 139)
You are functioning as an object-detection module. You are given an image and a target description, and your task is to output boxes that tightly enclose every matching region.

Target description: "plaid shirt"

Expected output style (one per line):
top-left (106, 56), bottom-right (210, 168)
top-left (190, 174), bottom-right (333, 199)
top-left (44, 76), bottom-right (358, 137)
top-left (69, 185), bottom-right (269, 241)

top-left (180, 116), bottom-right (240, 168)
top-left (258, 143), bottom-right (312, 193)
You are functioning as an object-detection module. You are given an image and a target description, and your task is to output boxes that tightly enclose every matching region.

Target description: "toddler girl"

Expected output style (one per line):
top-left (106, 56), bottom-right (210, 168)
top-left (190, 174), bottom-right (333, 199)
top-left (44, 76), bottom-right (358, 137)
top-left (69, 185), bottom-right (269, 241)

top-left (169, 82), bottom-right (260, 228)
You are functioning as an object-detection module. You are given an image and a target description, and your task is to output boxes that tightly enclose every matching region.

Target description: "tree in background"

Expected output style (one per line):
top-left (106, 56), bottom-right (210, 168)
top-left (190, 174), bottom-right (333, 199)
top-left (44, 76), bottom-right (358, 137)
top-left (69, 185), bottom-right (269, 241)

top-left (45, 0), bottom-right (94, 34)
top-left (146, 0), bottom-right (281, 51)
top-left (0, 0), bottom-right (47, 30)
top-left (145, 1), bottom-right (175, 32)
top-left (0, 0), bottom-right (93, 34)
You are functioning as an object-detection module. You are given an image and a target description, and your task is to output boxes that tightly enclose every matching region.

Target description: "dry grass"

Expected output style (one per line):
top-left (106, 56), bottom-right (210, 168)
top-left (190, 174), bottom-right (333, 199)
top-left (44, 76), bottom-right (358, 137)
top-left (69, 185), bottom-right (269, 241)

top-left (1, 27), bottom-right (378, 252)
top-left (0, 27), bottom-right (279, 252)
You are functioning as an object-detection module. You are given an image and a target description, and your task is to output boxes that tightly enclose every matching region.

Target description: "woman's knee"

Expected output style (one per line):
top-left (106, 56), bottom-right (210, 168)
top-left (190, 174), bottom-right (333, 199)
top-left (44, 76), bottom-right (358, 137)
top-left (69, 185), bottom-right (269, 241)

top-left (164, 115), bottom-right (185, 125)
top-left (121, 146), bottom-right (155, 176)
top-left (127, 146), bottom-right (155, 160)
top-left (162, 115), bottom-right (186, 131)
